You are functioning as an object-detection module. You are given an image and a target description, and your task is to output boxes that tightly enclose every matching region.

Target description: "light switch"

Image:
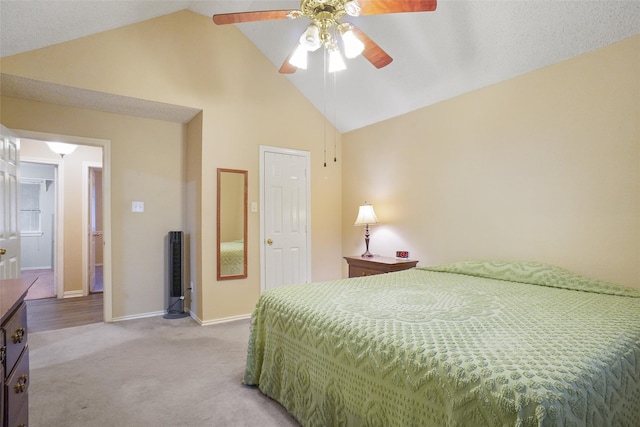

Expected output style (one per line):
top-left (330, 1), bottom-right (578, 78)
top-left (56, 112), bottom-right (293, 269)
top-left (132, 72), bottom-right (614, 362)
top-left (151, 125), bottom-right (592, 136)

top-left (132, 201), bottom-right (144, 213)
top-left (251, 202), bottom-right (258, 213)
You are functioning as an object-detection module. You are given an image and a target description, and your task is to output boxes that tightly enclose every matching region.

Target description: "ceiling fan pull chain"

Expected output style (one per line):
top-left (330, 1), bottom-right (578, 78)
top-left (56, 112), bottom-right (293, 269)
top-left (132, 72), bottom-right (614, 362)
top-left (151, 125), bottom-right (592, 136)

top-left (323, 47), bottom-right (328, 168)
top-left (333, 71), bottom-right (338, 163)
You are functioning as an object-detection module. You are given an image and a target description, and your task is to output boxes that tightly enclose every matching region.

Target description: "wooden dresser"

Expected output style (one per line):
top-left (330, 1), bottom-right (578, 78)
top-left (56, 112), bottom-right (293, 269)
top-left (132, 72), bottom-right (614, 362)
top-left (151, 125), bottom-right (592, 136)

top-left (344, 255), bottom-right (418, 278)
top-left (0, 278), bottom-right (34, 427)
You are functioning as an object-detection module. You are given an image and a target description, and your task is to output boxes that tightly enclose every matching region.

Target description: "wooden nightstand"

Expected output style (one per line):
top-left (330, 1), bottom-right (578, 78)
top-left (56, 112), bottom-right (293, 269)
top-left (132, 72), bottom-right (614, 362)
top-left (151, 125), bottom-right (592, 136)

top-left (344, 255), bottom-right (418, 278)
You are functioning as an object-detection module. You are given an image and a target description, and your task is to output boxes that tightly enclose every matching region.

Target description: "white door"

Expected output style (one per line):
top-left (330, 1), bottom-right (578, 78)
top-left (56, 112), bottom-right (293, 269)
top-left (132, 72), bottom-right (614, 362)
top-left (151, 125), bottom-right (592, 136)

top-left (0, 125), bottom-right (20, 279)
top-left (89, 166), bottom-right (97, 292)
top-left (261, 147), bottom-right (311, 291)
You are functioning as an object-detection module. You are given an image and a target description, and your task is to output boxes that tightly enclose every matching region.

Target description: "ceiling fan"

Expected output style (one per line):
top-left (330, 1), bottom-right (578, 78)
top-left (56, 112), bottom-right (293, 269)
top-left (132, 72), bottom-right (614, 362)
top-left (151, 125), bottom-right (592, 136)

top-left (212, 0), bottom-right (437, 74)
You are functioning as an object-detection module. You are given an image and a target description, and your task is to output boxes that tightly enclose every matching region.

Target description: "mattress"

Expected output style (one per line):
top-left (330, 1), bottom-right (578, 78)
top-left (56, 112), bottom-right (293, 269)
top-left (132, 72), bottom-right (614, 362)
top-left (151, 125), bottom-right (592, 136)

top-left (244, 260), bottom-right (640, 426)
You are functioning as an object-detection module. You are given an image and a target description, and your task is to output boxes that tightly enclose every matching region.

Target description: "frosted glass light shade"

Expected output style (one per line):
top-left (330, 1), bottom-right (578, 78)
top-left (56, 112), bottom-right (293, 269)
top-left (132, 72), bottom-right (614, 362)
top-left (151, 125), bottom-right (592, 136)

top-left (46, 141), bottom-right (78, 157)
top-left (300, 24), bottom-right (321, 51)
top-left (344, 1), bottom-right (362, 16)
top-left (289, 44), bottom-right (308, 69)
top-left (340, 27), bottom-right (364, 58)
top-left (328, 46), bottom-right (346, 73)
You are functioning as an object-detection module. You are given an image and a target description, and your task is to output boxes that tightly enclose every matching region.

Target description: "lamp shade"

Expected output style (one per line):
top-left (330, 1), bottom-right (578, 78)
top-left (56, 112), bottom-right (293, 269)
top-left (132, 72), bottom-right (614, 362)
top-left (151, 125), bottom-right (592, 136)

top-left (328, 44), bottom-right (346, 73)
top-left (354, 203), bottom-right (378, 226)
top-left (289, 43), bottom-right (309, 69)
top-left (339, 24), bottom-right (364, 59)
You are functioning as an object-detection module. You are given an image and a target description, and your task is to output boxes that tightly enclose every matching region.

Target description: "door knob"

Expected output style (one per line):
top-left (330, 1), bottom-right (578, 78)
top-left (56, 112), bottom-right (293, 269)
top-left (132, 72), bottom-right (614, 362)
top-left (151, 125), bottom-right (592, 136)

top-left (266, 239), bottom-right (273, 245)
top-left (0, 248), bottom-right (6, 255)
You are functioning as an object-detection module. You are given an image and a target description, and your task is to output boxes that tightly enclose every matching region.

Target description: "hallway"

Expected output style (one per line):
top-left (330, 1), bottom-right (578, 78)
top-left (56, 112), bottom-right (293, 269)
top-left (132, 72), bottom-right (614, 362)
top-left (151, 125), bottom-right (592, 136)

top-left (22, 268), bottom-right (104, 333)
top-left (27, 293), bottom-right (103, 333)
top-left (22, 267), bottom-right (103, 300)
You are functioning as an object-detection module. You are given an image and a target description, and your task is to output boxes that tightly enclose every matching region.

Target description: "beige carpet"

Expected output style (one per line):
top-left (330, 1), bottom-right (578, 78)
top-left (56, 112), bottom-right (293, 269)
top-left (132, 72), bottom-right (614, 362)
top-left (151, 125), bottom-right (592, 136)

top-left (29, 316), bottom-right (299, 426)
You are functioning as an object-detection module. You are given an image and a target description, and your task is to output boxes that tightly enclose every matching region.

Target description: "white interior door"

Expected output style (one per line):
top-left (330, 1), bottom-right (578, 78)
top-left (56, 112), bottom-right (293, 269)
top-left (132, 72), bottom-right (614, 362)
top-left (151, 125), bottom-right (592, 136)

top-left (261, 147), bottom-right (311, 291)
top-left (89, 166), bottom-right (97, 292)
top-left (0, 125), bottom-right (20, 280)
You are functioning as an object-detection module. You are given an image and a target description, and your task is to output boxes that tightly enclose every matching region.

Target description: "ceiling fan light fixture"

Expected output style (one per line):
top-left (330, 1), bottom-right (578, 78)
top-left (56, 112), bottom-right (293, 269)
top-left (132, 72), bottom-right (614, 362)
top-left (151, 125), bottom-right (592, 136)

top-left (328, 44), bottom-right (346, 73)
top-left (300, 24), bottom-right (322, 51)
top-left (344, 1), bottom-right (361, 17)
top-left (289, 43), bottom-right (309, 69)
top-left (338, 23), bottom-right (364, 58)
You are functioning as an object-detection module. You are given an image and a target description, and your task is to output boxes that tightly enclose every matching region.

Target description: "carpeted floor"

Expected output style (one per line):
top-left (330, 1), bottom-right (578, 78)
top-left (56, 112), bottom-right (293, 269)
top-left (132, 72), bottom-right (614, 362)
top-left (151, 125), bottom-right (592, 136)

top-left (29, 316), bottom-right (299, 426)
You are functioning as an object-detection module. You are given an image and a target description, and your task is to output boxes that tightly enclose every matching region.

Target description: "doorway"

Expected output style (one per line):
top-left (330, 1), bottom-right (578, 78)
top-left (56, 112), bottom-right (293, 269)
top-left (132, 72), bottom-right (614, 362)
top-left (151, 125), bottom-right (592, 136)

top-left (259, 146), bottom-right (311, 292)
top-left (14, 130), bottom-right (112, 323)
top-left (19, 161), bottom-right (59, 300)
top-left (86, 165), bottom-right (103, 294)
top-left (20, 142), bottom-right (104, 302)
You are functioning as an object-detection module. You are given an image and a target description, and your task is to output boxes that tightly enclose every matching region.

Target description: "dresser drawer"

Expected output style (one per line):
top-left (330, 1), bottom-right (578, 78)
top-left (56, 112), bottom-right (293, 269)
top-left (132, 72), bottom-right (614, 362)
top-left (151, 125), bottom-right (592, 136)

top-left (4, 303), bottom-right (27, 378)
top-left (10, 398), bottom-right (27, 427)
top-left (0, 363), bottom-right (4, 427)
top-left (349, 266), bottom-right (381, 277)
top-left (345, 256), bottom-right (419, 278)
top-left (5, 347), bottom-right (28, 426)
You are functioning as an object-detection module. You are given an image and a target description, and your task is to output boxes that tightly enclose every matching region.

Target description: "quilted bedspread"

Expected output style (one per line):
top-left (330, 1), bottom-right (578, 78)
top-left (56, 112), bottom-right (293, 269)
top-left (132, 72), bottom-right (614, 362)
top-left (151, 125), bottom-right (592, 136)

top-left (244, 260), bottom-right (640, 426)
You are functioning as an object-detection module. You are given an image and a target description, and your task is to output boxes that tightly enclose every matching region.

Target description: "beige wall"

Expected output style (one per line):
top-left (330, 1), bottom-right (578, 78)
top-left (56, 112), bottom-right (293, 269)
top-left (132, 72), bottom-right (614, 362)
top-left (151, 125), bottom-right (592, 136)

top-left (1, 10), bottom-right (343, 321)
top-left (4, 99), bottom-right (186, 316)
top-left (343, 34), bottom-right (640, 289)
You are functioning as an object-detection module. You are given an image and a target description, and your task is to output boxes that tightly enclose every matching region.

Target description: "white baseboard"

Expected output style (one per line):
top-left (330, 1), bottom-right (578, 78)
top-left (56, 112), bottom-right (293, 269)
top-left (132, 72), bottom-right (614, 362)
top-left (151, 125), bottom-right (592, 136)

top-left (109, 310), bottom-right (251, 325)
top-left (112, 310), bottom-right (166, 322)
top-left (62, 290), bottom-right (84, 298)
top-left (199, 313), bottom-right (251, 326)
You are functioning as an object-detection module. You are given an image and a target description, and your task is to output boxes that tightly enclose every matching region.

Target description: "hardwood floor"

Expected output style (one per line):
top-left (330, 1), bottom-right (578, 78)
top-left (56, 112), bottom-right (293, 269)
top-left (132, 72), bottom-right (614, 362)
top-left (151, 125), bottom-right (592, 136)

top-left (27, 293), bottom-right (104, 333)
top-left (23, 269), bottom-right (56, 300)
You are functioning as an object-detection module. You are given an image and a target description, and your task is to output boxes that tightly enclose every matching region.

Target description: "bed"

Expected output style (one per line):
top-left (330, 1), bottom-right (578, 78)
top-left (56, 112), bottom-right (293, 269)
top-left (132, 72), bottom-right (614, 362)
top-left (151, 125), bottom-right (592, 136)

top-left (219, 240), bottom-right (245, 276)
top-left (244, 260), bottom-right (640, 426)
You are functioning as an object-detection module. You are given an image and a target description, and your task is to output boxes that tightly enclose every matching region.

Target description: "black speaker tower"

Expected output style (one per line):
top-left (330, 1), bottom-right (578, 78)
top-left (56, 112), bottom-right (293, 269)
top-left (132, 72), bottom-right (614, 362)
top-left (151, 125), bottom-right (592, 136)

top-left (164, 231), bottom-right (189, 319)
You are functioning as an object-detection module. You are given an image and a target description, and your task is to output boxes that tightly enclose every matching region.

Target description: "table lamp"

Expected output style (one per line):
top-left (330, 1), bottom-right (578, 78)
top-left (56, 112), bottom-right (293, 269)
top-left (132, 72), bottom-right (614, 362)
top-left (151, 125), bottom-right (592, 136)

top-left (354, 202), bottom-right (378, 257)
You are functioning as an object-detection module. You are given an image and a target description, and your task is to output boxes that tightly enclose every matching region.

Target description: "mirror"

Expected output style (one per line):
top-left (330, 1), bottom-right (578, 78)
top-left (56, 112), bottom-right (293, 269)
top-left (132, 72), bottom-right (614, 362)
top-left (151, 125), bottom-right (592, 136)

top-left (217, 168), bottom-right (248, 280)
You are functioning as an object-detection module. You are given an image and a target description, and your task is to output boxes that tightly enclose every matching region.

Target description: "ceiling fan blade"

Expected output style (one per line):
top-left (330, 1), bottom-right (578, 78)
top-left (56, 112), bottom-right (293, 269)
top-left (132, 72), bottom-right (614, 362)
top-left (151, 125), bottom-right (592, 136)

top-left (279, 57), bottom-right (298, 74)
top-left (351, 25), bottom-right (393, 69)
top-left (356, 0), bottom-right (437, 15)
top-left (212, 10), bottom-right (292, 25)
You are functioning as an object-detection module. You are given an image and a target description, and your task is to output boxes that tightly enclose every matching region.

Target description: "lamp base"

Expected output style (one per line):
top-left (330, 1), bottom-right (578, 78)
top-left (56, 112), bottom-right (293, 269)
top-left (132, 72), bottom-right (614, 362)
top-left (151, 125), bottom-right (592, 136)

top-left (361, 226), bottom-right (374, 257)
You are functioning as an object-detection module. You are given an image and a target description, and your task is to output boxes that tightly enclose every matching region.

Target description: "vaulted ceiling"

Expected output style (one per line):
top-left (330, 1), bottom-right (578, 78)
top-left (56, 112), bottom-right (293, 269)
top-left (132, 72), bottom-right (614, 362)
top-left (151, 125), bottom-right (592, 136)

top-left (1, 1), bottom-right (639, 132)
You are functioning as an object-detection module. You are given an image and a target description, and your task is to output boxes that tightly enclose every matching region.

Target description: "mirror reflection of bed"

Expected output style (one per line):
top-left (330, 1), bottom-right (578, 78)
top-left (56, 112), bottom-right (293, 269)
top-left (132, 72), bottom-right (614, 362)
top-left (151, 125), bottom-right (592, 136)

top-left (217, 168), bottom-right (248, 280)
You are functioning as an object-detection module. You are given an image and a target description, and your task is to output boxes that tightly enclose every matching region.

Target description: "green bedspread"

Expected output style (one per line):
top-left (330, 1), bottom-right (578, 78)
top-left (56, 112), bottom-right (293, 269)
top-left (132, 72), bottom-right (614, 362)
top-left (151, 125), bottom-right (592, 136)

top-left (244, 260), bottom-right (640, 426)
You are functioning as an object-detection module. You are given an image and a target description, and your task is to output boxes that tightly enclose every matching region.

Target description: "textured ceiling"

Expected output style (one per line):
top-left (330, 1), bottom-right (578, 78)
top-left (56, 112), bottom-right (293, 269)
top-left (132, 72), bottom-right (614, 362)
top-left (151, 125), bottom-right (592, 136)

top-left (1, 1), bottom-right (639, 132)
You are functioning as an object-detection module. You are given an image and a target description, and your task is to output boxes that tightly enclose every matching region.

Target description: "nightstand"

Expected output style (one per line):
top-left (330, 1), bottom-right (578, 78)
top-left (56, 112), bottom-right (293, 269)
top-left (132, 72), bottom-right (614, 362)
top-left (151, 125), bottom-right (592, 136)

top-left (344, 255), bottom-right (418, 278)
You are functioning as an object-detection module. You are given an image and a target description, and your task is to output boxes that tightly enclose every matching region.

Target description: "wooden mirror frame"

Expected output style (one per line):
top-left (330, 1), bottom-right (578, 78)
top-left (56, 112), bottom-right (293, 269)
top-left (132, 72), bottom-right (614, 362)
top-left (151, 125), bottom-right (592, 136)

top-left (216, 168), bottom-right (248, 280)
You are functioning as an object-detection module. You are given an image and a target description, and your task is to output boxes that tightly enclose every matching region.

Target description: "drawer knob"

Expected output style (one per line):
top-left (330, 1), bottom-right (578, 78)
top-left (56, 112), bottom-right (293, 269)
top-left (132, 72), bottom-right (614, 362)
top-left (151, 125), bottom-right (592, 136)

top-left (14, 374), bottom-right (28, 393)
top-left (12, 327), bottom-right (25, 343)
